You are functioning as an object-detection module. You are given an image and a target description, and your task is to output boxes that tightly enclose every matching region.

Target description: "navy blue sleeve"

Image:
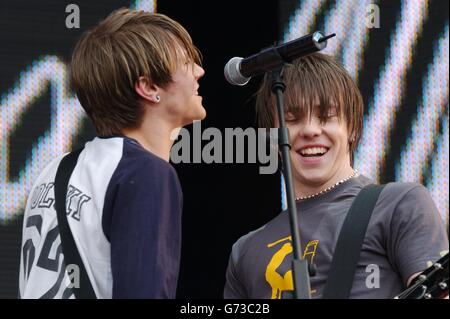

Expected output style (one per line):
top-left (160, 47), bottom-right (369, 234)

top-left (103, 144), bottom-right (183, 298)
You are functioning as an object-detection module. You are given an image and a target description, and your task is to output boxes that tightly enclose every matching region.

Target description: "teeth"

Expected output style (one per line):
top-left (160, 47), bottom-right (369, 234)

top-left (300, 147), bottom-right (327, 156)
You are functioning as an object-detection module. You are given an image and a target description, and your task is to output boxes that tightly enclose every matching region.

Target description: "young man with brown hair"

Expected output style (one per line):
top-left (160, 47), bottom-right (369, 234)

top-left (19, 8), bottom-right (205, 298)
top-left (224, 53), bottom-right (448, 299)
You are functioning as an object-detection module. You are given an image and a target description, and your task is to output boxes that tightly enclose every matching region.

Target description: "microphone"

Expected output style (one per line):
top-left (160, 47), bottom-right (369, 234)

top-left (224, 31), bottom-right (335, 86)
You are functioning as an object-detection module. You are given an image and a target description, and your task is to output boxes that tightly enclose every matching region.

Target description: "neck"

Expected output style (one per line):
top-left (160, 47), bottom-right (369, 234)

top-left (295, 164), bottom-right (355, 199)
top-left (122, 114), bottom-right (179, 162)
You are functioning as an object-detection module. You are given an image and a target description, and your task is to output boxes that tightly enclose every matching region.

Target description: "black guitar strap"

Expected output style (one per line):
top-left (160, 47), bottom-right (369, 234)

top-left (322, 184), bottom-right (385, 299)
top-left (54, 148), bottom-right (97, 299)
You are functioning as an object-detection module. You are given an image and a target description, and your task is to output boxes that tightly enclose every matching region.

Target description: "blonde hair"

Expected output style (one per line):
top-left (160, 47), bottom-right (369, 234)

top-left (71, 8), bottom-right (202, 136)
top-left (256, 53), bottom-right (363, 157)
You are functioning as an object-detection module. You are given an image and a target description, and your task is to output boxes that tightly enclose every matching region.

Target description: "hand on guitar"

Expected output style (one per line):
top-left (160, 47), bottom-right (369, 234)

top-left (397, 250), bottom-right (449, 299)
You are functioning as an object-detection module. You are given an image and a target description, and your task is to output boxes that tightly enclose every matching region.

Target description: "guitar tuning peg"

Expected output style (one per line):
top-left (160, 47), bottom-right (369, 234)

top-left (424, 293), bottom-right (432, 299)
top-left (438, 282), bottom-right (447, 290)
top-left (418, 274), bottom-right (427, 281)
top-left (434, 263), bottom-right (443, 270)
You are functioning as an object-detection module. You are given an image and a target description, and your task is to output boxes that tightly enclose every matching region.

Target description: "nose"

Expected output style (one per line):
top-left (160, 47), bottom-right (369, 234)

top-left (298, 116), bottom-right (322, 139)
top-left (194, 63), bottom-right (205, 80)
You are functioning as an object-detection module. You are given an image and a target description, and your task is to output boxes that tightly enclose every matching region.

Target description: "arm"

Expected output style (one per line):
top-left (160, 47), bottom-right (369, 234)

top-left (224, 243), bottom-right (248, 299)
top-left (105, 160), bottom-right (183, 298)
top-left (387, 185), bottom-right (449, 292)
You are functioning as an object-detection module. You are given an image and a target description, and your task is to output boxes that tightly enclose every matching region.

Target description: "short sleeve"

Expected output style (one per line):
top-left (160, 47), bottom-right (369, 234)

top-left (224, 244), bottom-right (248, 299)
top-left (387, 185), bottom-right (449, 285)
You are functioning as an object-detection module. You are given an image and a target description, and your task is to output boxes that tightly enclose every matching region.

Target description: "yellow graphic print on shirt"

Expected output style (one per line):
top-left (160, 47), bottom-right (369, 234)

top-left (265, 236), bottom-right (318, 299)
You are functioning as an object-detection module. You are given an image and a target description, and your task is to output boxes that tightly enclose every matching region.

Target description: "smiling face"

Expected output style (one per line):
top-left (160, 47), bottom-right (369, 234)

top-left (286, 106), bottom-right (354, 194)
top-left (256, 53), bottom-right (364, 197)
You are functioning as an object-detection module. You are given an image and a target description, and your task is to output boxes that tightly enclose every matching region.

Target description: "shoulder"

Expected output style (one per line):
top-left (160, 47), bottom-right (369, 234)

top-left (382, 181), bottom-right (425, 195)
top-left (379, 181), bottom-right (432, 206)
top-left (230, 225), bottom-right (267, 264)
top-left (351, 175), bottom-right (432, 208)
top-left (26, 152), bottom-right (69, 202)
top-left (114, 138), bottom-right (179, 184)
top-left (374, 181), bottom-right (440, 227)
top-left (121, 137), bottom-right (177, 173)
top-left (101, 138), bottom-right (183, 240)
top-left (35, 153), bottom-right (68, 181)
top-left (24, 153), bottom-right (67, 212)
top-left (230, 208), bottom-right (290, 262)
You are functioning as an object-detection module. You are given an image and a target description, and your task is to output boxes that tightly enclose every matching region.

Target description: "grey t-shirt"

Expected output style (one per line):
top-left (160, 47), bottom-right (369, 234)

top-left (224, 175), bottom-right (449, 299)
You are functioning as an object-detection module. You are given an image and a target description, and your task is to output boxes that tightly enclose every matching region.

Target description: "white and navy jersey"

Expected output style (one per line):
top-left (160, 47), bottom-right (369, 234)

top-left (19, 136), bottom-right (183, 298)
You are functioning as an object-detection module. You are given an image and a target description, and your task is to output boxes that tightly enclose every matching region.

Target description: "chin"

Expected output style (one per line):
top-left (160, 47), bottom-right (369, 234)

top-left (197, 109), bottom-right (207, 120)
top-left (182, 109), bottom-right (206, 126)
top-left (296, 168), bottom-right (330, 186)
top-left (193, 105), bottom-right (207, 121)
top-left (300, 175), bottom-right (328, 186)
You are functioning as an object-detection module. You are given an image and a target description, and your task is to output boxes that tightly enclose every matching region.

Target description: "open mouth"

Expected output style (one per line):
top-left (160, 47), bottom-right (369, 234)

top-left (297, 146), bottom-right (329, 158)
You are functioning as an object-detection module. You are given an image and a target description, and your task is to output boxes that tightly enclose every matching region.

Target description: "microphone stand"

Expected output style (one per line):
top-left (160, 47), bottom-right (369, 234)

top-left (256, 46), bottom-right (313, 299)
top-left (271, 65), bottom-right (311, 299)
top-left (227, 31), bottom-right (335, 299)
top-left (265, 33), bottom-right (334, 299)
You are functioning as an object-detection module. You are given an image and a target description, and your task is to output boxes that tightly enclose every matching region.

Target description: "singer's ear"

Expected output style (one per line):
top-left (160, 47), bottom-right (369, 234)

top-left (135, 76), bottom-right (160, 104)
top-left (349, 133), bottom-right (356, 143)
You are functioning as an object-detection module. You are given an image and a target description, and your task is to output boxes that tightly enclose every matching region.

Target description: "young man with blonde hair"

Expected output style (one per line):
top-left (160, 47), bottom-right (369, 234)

top-left (19, 8), bottom-right (205, 298)
top-left (224, 53), bottom-right (448, 299)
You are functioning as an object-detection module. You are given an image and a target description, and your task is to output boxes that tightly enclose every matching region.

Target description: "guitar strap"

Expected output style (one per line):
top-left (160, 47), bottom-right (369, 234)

top-left (54, 148), bottom-right (97, 299)
top-left (322, 184), bottom-right (385, 299)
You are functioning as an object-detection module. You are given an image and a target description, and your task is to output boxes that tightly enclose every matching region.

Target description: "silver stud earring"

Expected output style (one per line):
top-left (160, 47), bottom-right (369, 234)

top-left (156, 95), bottom-right (161, 102)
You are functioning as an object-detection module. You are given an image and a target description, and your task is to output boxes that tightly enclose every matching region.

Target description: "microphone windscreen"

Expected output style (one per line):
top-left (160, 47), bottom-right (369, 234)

top-left (224, 57), bottom-right (250, 86)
